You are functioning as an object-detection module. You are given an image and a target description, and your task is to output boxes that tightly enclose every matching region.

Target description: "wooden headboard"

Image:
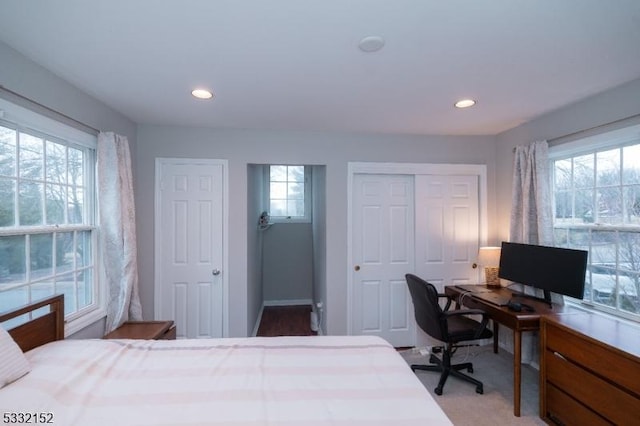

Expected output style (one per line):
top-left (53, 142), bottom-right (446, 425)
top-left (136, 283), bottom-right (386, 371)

top-left (0, 294), bottom-right (64, 352)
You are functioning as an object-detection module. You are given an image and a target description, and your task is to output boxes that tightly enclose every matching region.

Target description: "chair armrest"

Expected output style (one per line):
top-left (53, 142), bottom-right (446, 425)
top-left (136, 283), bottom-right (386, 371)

top-left (442, 309), bottom-right (491, 339)
top-left (437, 293), bottom-right (454, 311)
top-left (442, 309), bottom-right (485, 317)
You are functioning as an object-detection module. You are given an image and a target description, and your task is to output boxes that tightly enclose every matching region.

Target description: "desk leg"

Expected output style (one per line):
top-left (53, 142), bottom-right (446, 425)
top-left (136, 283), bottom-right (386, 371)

top-left (493, 322), bottom-right (499, 354)
top-left (513, 330), bottom-right (522, 417)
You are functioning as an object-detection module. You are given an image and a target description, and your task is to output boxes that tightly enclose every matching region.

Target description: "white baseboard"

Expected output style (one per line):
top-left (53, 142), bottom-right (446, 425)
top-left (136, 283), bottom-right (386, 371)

top-left (263, 298), bottom-right (312, 307)
top-left (251, 304), bottom-right (265, 337)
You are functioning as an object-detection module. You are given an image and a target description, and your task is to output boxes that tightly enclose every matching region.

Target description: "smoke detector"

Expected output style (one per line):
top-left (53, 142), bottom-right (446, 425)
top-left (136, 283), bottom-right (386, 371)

top-left (358, 36), bottom-right (385, 53)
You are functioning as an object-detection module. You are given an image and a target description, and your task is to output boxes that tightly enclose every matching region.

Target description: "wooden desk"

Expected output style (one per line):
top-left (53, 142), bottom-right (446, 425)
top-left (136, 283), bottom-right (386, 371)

top-left (103, 320), bottom-right (176, 340)
top-left (444, 285), bottom-right (568, 417)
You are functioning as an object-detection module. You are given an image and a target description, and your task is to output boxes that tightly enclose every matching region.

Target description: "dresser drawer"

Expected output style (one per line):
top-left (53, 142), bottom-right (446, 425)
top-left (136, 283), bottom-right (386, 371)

top-left (545, 321), bottom-right (640, 396)
top-left (546, 348), bottom-right (640, 425)
top-left (545, 383), bottom-right (610, 426)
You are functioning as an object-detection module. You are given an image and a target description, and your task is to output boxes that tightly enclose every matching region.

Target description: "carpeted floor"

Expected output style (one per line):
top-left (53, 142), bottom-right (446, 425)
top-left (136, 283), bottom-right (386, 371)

top-left (400, 345), bottom-right (546, 426)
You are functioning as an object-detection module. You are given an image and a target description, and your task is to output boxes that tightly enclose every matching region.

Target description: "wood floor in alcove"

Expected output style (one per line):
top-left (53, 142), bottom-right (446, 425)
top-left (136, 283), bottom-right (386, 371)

top-left (256, 305), bottom-right (317, 337)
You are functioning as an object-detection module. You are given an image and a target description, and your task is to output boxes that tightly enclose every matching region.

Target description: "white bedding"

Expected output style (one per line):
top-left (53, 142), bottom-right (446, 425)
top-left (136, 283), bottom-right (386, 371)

top-left (0, 335), bottom-right (452, 425)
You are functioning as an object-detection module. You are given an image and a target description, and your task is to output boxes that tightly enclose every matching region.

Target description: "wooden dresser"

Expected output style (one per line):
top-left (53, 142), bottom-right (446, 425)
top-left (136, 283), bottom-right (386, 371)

top-left (540, 313), bottom-right (640, 425)
top-left (103, 320), bottom-right (176, 340)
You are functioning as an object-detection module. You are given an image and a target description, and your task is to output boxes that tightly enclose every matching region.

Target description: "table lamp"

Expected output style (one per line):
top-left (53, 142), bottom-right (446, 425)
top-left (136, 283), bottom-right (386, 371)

top-left (477, 246), bottom-right (501, 287)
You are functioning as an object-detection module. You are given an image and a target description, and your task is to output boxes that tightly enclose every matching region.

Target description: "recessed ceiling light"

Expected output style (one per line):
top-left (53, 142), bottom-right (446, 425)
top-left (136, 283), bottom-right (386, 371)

top-left (191, 89), bottom-right (214, 100)
top-left (358, 36), bottom-right (385, 52)
top-left (454, 99), bottom-right (476, 109)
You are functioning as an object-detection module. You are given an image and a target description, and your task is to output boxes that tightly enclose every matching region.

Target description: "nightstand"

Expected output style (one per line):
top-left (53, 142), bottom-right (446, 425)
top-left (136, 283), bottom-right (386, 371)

top-left (103, 320), bottom-right (176, 340)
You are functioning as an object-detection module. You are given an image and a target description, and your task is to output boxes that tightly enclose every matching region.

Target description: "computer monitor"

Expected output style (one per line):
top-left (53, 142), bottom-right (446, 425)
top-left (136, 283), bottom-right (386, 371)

top-left (498, 242), bottom-right (588, 305)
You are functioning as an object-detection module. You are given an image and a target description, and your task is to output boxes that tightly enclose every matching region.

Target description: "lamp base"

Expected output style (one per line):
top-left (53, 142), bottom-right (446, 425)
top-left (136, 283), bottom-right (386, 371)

top-left (484, 267), bottom-right (501, 288)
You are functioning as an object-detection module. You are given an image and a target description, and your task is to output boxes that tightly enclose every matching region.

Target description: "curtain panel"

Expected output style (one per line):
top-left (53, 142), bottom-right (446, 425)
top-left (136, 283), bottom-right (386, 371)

top-left (510, 140), bottom-right (553, 246)
top-left (97, 132), bottom-right (142, 333)
top-left (508, 140), bottom-right (557, 364)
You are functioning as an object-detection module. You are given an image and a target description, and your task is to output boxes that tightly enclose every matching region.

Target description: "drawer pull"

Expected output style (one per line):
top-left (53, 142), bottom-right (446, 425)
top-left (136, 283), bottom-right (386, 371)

top-left (553, 351), bottom-right (567, 361)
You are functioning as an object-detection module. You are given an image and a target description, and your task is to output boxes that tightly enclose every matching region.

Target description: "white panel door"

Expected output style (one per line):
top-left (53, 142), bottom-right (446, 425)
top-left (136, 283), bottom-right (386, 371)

top-left (415, 175), bottom-right (479, 292)
top-left (156, 160), bottom-right (224, 338)
top-left (352, 174), bottom-right (415, 347)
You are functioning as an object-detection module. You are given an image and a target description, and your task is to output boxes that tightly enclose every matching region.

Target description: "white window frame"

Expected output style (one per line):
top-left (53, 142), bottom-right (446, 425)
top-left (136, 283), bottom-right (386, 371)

top-left (264, 165), bottom-right (311, 223)
top-left (0, 98), bottom-right (103, 335)
top-left (549, 123), bottom-right (640, 322)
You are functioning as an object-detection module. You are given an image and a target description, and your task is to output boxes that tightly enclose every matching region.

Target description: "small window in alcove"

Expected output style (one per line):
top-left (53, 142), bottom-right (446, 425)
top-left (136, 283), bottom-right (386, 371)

top-left (266, 165), bottom-right (311, 222)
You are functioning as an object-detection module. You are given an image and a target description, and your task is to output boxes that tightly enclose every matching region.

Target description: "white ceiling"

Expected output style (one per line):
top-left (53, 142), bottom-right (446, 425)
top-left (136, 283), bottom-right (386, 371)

top-left (1, 0), bottom-right (640, 136)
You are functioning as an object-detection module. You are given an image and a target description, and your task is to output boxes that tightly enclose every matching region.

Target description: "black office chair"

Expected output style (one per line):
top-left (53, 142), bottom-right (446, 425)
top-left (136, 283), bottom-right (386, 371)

top-left (405, 273), bottom-right (493, 395)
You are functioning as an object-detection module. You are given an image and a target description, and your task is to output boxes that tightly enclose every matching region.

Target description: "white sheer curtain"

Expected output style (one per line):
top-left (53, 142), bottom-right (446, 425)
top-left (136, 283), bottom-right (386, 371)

top-left (509, 140), bottom-right (557, 364)
top-left (510, 140), bottom-right (553, 246)
top-left (97, 132), bottom-right (142, 333)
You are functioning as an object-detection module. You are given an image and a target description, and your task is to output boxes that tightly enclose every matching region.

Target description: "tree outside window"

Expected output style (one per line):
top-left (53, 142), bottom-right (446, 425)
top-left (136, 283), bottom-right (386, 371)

top-left (268, 165), bottom-right (307, 219)
top-left (0, 123), bottom-right (95, 321)
top-left (552, 141), bottom-right (640, 318)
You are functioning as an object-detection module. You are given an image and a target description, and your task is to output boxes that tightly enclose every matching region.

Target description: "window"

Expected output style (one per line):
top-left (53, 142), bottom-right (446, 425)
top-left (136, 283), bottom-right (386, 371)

top-left (0, 100), bottom-right (98, 333)
top-left (551, 125), bottom-right (640, 320)
top-left (266, 165), bottom-right (310, 222)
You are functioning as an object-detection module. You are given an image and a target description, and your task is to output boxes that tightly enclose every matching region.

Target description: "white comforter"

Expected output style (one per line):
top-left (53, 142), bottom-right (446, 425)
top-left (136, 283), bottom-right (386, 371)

top-left (0, 335), bottom-right (452, 425)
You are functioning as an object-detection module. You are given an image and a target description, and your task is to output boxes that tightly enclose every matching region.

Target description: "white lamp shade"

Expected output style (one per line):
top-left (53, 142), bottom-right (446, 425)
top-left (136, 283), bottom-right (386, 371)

top-left (477, 246), bottom-right (501, 267)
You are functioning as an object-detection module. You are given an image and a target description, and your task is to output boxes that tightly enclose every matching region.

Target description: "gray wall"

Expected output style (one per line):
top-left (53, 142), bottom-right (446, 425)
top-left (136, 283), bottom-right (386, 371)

top-left (262, 223), bottom-right (313, 303)
top-left (134, 126), bottom-right (498, 336)
top-left (0, 41), bottom-right (138, 338)
top-left (246, 164), bottom-right (264, 334)
top-left (311, 165), bottom-right (327, 332)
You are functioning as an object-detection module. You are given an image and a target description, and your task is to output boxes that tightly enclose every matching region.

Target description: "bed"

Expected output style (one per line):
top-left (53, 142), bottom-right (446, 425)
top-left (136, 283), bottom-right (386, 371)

top-left (0, 295), bottom-right (452, 425)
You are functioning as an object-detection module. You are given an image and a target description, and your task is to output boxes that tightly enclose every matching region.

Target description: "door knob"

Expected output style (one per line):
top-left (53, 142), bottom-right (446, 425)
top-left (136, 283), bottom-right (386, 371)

top-left (212, 269), bottom-right (221, 276)
top-left (354, 265), bottom-right (360, 271)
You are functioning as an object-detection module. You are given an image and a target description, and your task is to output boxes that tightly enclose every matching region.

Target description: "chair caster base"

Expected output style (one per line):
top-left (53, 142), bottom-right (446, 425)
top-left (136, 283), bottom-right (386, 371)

top-left (476, 385), bottom-right (483, 394)
top-left (434, 386), bottom-right (443, 396)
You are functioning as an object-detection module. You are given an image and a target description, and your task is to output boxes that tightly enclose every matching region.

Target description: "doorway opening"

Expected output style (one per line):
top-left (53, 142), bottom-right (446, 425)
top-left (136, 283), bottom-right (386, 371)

top-left (247, 164), bottom-right (326, 336)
